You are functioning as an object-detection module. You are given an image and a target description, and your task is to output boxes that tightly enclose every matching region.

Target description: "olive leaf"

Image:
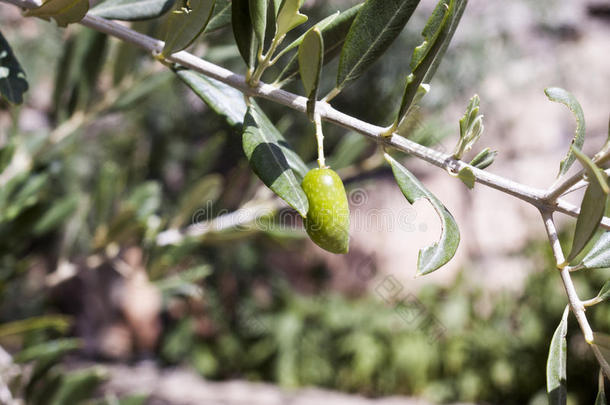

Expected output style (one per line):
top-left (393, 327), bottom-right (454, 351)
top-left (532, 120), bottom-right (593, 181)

top-left (249, 0), bottom-right (268, 48)
top-left (567, 148), bottom-right (609, 262)
top-left (592, 332), bottom-right (610, 379)
top-left (90, 0), bottom-right (175, 20)
top-left (578, 232), bottom-right (610, 270)
top-left (546, 305), bottom-right (569, 405)
top-left (243, 104), bottom-right (309, 217)
top-left (453, 94), bottom-right (484, 159)
top-left (24, 0), bottom-right (89, 27)
top-left (336, 0), bottom-right (420, 92)
top-left (205, 0), bottom-right (231, 32)
top-left (397, 0), bottom-right (466, 125)
top-left (276, 0), bottom-right (308, 38)
top-left (232, 0), bottom-right (258, 68)
top-left (595, 281), bottom-right (610, 303)
top-left (457, 166), bottom-right (475, 189)
top-left (161, 0), bottom-right (216, 56)
top-left (298, 27), bottom-right (323, 118)
top-left (275, 3), bottom-right (362, 85)
top-left (0, 31), bottom-right (28, 104)
top-left (544, 87), bottom-right (586, 177)
top-left (174, 69), bottom-right (247, 128)
top-left (469, 147), bottom-right (497, 170)
top-left (595, 371), bottom-right (607, 405)
top-left (385, 153), bottom-right (460, 275)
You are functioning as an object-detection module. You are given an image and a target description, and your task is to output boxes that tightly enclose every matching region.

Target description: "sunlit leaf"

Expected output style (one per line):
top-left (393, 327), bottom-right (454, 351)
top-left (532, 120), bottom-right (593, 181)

top-left (0, 315), bottom-right (71, 338)
top-left (161, 0), bottom-right (215, 56)
top-left (243, 104), bottom-right (309, 216)
top-left (49, 367), bottom-right (107, 405)
top-left (457, 166), bottom-right (475, 189)
top-left (567, 149), bottom-right (609, 262)
top-left (469, 147), bottom-right (497, 170)
top-left (298, 27), bottom-right (323, 117)
top-left (337, 0), bottom-right (420, 91)
top-left (573, 147), bottom-right (610, 194)
top-left (385, 153), bottom-right (460, 275)
top-left (275, 3), bottom-right (362, 85)
top-left (15, 339), bottom-right (81, 363)
top-left (276, 0), bottom-right (307, 38)
top-left (579, 232), bottom-right (610, 270)
top-left (90, 0), bottom-right (175, 20)
top-left (0, 31), bottom-right (28, 104)
top-left (24, 0), bottom-right (89, 27)
top-left (249, 0), bottom-right (268, 47)
top-left (175, 69), bottom-right (247, 127)
top-left (546, 306), bottom-right (568, 405)
top-left (544, 87), bottom-right (586, 177)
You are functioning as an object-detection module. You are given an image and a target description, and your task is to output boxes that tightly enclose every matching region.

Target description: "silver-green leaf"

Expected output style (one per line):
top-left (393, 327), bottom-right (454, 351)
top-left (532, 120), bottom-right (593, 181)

top-left (385, 153), bottom-right (460, 275)
top-left (545, 87), bottom-right (586, 177)
top-left (162, 0), bottom-right (216, 56)
top-left (0, 31), bottom-right (28, 104)
top-left (232, 0), bottom-right (258, 68)
top-left (243, 104), bottom-right (309, 216)
top-left (337, 0), bottom-right (420, 91)
top-left (299, 27), bottom-right (323, 118)
top-left (546, 305), bottom-right (569, 405)
top-left (175, 69), bottom-right (247, 128)
top-left (24, 0), bottom-right (89, 27)
top-left (90, 0), bottom-right (175, 20)
top-left (457, 166), bottom-right (475, 189)
top-left (567, 148), bottom-right (609, 262)
top-left (579, 232), bottom-right (610, 270)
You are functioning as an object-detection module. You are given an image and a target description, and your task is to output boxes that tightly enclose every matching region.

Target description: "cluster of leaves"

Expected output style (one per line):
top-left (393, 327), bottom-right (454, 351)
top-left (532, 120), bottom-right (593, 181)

top-left (157, 239), bottom-right (607, 404)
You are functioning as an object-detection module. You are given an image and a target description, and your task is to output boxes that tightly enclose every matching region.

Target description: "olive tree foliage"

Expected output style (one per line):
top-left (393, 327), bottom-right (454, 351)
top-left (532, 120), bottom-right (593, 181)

top-left (1, 0), bottom-right (609, 402)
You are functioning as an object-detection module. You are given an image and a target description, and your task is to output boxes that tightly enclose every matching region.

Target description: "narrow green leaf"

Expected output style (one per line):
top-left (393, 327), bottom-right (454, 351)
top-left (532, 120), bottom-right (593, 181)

top-left (175, 69), bottom-right (247, 127)
top-left (162, 0), bottom-right (216, 56)
top-left (249, 0), bottom-right (268, 46)
top-left (0, 31), bottom-right (28, 104)
top-left (546, 306), bottom-right (569, 405)
top-left (299, 27), bottom-right (323, 117)
top-left (49, 368), bottom-right (107, 405)
top-left (242, 104), bottom-right (309, 216)
top-left (0, 315), bottom-right (71, 338)
top-left (595, 371), bottom-right (607, 405)
top-left (337, 0), bottom-right (420, 91)
top-left (396, 0), bottom-right (466, 125)
top-left (453, 93), bottom-right (484, 159)
top-left (276, 0), bottom-right (308, 38)
top-left (275, 3), bottom-right (362, 85)
top-left (90, 0), bottom-right (175, 20)
top-left (205, 0), bottom-right (231, 32)
top-left (545, 87), bottom-right (586, 177)
top-left (469, 147), bottom-right (497, 170)
top-left (15, 339), bottom-right (81, 363)
top-left (24, 0), bottom-right (89, 27)
top-left (457, 166), bottom-right (475, 189)
top-left (573, 147), bottom-right (610, 194)
top-left (385, 153), bottom-right (460, 275)
top-left (596, 280), bottom-right (610, 302)
top-left (568, 152), bottom-right (609, 262)
top-left (33, 195), bottom-right (79, 235)
top-left (232, 0), bottom-right (258, 68)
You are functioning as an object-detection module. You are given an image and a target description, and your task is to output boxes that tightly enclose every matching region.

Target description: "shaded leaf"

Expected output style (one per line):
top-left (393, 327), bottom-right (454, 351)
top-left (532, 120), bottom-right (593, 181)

top-left (0, 31), bottom-right (28, 104)
top-left (568, 150), bottom-right (609, 262)
top-left (0, 315), bottom-right (71, 338)
top-left (385, 153), bottom-right (460, 275)
top-left (596, 370), bottom-right (607, 405)
top-left (33, 195), bottom-right (79, 235)
top-left (243, 104), bottom-right (309, 216)
top-left (232, 0), bottom-right (258, 68)
top-left (337, 0), bottom-right (420, 91)
top-left (593, 333), bottom-right (610, 379)
top-left (457, 166), bottom-right (475, 189)
top-left (275, 3), bottom-right (362, 85)
top-left (205, 0), bottom-right (231, 32)
top-left (24, 0), bottom-right (89, 27)
top-left (49, 368), bottom-right (107, 405)
top-left (162, 0), bottom-right (215, 56)
top-left (546, 306), bottom-right (569, 405)
top-left (15, 339), bottom-right (81, 363)
top-left (90, 0), bottom-right (175, 20)
top-left (175, 69), bottom-right (248, 127)
top-left (298, 27), bottom-right (323, 117)
top-left (596, 280), bottom-right (610, 302)
top-left (171, 174), bottom-right (223, 228)
top-left (545, 87), bottom-right (586, 177)
top-left (249, 0), bottom-right (268, 46)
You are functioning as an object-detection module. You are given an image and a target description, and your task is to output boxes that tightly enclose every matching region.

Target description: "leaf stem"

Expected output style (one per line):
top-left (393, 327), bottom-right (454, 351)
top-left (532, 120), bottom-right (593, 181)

top-left (314, 112), bottom-right (325, 168)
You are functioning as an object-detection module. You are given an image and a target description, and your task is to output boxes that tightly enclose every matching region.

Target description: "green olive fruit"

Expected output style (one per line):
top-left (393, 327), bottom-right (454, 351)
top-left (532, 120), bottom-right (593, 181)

top-left (302, 168), bottom-right (350, 254)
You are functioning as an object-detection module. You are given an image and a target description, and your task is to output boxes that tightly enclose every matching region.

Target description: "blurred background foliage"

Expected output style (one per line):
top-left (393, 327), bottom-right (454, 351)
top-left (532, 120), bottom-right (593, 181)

top-left (0, 0), bottom-right (608, 404)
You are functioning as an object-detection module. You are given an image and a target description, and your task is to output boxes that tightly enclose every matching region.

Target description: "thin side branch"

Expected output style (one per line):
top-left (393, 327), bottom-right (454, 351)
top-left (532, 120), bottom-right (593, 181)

top-left (540, 210), bottom-right (594, 343)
